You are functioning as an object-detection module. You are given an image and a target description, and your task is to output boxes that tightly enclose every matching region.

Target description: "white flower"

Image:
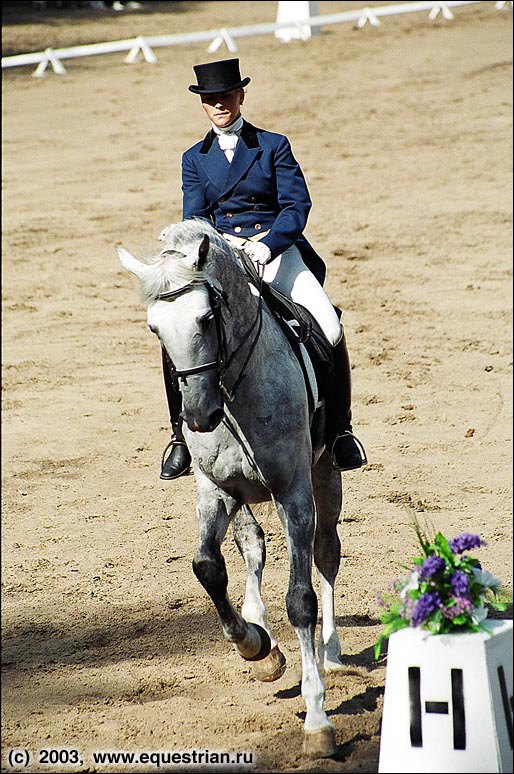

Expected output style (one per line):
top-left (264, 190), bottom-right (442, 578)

top-left (472, 567), bottom-right (501, 590)
top-left (471, 606), bottom-right (488, 624)
top-left (400, 571), bottom-right (420, 598)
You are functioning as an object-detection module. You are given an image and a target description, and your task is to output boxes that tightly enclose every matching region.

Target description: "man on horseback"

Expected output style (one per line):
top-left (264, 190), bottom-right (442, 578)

top-left (160, 58), bottom-right (367, 481)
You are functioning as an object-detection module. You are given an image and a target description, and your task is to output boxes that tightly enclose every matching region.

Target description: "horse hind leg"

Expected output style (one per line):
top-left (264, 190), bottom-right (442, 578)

top-left (275, 481), bottom-right (336, 758)
top-left (232, 506), bottom-right (286, 682)
top-left (192, 488), bottom-right (271, 664)
top-left (313, 450), bottom-right (344, 672)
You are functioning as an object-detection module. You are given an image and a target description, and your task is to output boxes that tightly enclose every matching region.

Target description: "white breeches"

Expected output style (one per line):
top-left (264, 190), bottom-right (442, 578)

top-left (259, 244), bottom-right (342, 346)
top-left (225, 235), bottom-right (342, 346)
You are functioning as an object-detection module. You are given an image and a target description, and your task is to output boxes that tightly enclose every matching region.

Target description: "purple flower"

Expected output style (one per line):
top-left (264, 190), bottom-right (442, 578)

top-left (450, 570), bottom-right (470, 597)
top-left (442, 596), bottom-right (473, 620)
top-left (400, 598), bottom-right (416, 620)
top-left (411, 592), bottom-right (441, 626)
top-left (449, 533), bottom-right (486, 554)
top-left (420, 555), bottom-right (446, 580)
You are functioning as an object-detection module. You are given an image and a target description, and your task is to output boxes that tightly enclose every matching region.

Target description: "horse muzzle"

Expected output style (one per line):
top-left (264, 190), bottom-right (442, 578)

top-left (182, 407), bottom-right (225, 433)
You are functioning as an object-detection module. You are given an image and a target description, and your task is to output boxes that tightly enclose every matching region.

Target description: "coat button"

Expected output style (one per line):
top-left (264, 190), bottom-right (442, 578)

top-left (253, 205), bottom-right (260, 211)
top-left (254, 223), bottom-right (262, 231)
top-left (234, 226), bottom-right (242, 233)
top-left (250, 195), bottom-right (256, 202)
top-left (226, 212), bottom-right (233, 218)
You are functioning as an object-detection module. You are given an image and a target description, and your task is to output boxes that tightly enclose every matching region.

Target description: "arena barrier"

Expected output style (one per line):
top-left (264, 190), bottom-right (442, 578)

top-left (2, 1), bottom-right (511, 77)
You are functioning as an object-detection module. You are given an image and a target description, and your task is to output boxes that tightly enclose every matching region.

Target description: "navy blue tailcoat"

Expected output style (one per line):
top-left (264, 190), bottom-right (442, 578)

top-left (181, 120), bottom-right (326, 286)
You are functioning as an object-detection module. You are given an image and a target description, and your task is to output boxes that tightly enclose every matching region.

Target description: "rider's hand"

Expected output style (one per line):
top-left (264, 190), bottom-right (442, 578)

top-left (243, 241), bottom-right (273, 266)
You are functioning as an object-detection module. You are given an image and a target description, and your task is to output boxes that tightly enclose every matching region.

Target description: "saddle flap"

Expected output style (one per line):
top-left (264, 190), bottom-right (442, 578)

top-left (237, 248), bottom-right (334, 411)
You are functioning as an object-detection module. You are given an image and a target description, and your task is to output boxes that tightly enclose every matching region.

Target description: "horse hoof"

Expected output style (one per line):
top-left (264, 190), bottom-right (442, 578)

top-left (251, 645), bottom-right (286, 682)
top-left (235, 623), bottom-right (271, 662)
top-left (321, 657), bottom-right (345, 673)
top-left (302, 726), bottom-right (337, 759)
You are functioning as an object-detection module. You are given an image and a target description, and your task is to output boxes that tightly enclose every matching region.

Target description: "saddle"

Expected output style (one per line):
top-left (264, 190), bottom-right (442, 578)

top-left (237, 250), bottom-right (335, 442)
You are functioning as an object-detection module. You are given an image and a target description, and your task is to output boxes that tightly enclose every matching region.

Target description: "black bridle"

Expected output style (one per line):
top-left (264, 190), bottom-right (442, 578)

top-left (157, 267), bottom-right (264, 402)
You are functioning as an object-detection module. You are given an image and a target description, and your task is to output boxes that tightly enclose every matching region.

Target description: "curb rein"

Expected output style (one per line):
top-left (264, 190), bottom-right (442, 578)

top-left (157, 263), bottom-right (265, 403)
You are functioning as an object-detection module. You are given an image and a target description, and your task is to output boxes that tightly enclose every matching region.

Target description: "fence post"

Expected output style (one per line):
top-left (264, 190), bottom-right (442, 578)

top-left (207, 28), bottom-right (238, 53)
top-left (32, 47), bottom-right (67, 77)
top-left (428, 2), bottom-right (456, 20)
top-left (124, 36), bottom-right (158, 64)
top-left (357, 7), bottom-right (381, 27)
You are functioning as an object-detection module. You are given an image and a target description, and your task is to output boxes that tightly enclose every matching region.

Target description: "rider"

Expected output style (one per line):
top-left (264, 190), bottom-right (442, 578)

top-left (160, 58), bottom-right (367, 481)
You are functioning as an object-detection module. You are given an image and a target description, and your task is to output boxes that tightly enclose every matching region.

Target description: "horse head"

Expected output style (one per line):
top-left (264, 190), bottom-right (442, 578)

top-left (117, 228), bottom-right (224, 433)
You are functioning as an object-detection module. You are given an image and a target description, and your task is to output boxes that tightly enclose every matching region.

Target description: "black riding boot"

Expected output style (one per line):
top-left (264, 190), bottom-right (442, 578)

top-left (328, 334), bottom-right (367, 471)
top-left (160, 349), bottom-right (191, 481)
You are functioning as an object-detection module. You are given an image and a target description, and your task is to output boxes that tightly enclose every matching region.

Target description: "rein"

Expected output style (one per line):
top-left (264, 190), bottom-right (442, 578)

top-left (157, 264), bottom-right (265, 402)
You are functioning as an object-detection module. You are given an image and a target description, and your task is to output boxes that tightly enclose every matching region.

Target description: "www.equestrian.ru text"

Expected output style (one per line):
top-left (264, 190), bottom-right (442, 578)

top-left (6, 747), bottom-right (254, 769)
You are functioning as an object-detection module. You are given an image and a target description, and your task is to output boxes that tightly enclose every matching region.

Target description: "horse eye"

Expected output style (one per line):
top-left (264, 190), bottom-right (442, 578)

top-left (198, 311), bottom-right (215, 327)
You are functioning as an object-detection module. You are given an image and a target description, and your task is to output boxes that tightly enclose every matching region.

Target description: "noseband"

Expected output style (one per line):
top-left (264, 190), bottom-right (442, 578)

top-left (157, 272), bottom-right (263, 402)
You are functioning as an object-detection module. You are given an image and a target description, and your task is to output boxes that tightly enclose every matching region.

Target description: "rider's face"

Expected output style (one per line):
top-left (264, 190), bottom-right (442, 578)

top-left (201, 89), bottom-right (245, 128)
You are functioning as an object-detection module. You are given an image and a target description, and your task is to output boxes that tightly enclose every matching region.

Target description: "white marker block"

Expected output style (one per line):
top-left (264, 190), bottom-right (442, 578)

top-left (275, 1), bottom-right (319, 42)
top-left (379, 620), bottom-right (513, 773)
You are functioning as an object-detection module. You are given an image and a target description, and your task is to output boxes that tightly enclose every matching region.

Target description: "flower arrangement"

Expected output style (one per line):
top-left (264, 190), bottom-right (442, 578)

top-left (374, 524), bottom-right (511, 658)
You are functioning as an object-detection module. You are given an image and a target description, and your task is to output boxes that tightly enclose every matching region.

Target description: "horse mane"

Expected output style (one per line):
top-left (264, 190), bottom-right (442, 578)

top-left (139, 219), bottom-right (242, 305)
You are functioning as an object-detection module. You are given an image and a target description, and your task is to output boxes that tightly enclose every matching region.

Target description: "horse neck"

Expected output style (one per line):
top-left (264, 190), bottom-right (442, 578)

top-left (210, 249), bottom-right (287, 367)
top-left (213, 251), bottom-right (260, 331)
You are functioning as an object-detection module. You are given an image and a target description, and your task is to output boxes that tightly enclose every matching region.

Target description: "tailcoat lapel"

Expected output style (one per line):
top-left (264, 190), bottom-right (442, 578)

top-left (198, 121), bottom-right (261, 197)
top-left (221, 140), bottom-right (260, 197)
top-left (198, 132), bottom-right (230, 191)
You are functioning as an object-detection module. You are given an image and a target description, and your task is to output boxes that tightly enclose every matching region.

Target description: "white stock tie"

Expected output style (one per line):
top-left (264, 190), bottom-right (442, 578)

top-left (217, 133), bottom-right (239, 163)
top-left (212, 116), bottom-right (243, 163)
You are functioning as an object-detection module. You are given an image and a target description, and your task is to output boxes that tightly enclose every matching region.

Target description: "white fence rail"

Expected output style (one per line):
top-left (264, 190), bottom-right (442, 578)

top-left (2, 1), bottom-right (509, 77)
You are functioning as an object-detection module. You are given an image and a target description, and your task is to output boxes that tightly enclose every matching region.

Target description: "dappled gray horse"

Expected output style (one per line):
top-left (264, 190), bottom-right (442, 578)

top-left (117, 220), bottom-right (344, 757)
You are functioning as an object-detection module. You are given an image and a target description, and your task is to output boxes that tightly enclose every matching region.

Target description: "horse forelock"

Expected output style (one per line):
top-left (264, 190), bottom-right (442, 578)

top-left (140, 220), bottom-right (244, 304)
top-left (139, 249), bottom-right (200, 305)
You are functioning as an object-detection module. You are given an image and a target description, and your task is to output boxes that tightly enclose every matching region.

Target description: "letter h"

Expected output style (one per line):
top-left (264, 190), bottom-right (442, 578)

top-left (408, 666), bottom-right (466, 750)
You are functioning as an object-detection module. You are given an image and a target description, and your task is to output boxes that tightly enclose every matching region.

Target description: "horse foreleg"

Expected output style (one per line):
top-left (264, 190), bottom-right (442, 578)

top-left (313, 451), bottom-right (344, 672)
top-left (232, 506), bottom-right (286, 682)
top-left (275, 482), bottom-right (336, 758)
top-left (192, 487), bottom-right (271, 663)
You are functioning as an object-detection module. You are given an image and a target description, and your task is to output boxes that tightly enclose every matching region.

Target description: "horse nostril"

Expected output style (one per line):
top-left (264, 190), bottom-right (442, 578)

top-left (209, 408), bottom-right (224, 429)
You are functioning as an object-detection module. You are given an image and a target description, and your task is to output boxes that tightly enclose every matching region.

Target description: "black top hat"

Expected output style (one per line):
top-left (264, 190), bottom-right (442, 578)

top-left (188, 58), bottom-right (251, 95)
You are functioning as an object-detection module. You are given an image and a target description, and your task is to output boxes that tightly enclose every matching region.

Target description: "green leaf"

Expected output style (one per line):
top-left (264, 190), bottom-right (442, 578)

top-left (374, 635), bottom-right (386, 660)
top-left (434, 533), bottom-right (454, 562)
top-left (413, 519), bottom-right (431, 555)
top-left (489, 600), bottom-right (510, 612)
top-left (450, 614), bottom-right (470, 626)
top-left (380, 609), bottom-right (403, 626)
top-left (374, 619), bottom-right (410, 658)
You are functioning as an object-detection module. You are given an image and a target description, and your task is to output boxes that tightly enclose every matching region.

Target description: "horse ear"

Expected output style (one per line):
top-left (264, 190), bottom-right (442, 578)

top-left (195, 234), bottom-right (210, 270)
top-left (116, 246), bottom-right (150, 280)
